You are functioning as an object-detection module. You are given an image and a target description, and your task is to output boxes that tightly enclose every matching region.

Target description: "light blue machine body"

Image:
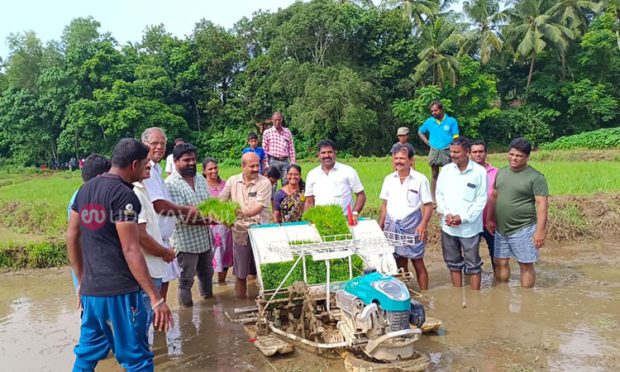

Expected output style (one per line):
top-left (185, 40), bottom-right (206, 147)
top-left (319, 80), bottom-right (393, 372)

top-left (343, 272), bottom-right (411, 312)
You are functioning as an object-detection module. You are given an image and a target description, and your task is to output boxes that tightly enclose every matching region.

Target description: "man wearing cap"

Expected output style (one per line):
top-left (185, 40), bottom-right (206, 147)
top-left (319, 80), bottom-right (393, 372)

top-left (418, 101), bottom-right (459, 199)
top-left (391, 127), bottom-right (416, 156)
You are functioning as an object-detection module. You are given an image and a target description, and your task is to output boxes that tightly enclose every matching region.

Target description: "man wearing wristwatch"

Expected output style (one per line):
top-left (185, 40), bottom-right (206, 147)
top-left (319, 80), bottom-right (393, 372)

top-left (304, 139), bottom-right (366, 224)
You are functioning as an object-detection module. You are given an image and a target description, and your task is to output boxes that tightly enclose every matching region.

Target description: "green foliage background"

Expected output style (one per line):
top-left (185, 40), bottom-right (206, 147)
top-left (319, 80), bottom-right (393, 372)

top-left (0, 0), bottom-right (619, 166)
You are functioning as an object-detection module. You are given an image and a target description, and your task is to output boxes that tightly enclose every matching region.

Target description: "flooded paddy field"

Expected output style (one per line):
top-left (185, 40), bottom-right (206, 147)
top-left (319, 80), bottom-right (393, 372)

top-left (1, 239), bottom-right (618, 371)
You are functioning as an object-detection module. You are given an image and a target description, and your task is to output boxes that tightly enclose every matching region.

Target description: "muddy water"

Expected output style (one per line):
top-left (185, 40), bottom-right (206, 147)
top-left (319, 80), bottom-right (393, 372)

top-left (1, 240), bottom-right (619, 371)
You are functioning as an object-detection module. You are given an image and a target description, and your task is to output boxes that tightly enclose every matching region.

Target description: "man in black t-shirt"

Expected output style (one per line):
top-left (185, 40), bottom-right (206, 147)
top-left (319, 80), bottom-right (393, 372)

top-left (67, 138), bottom-right (173, 371)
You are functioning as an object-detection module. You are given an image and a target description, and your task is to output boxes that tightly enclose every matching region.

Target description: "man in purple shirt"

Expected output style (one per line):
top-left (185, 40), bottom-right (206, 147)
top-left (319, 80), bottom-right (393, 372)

top-left (470, 140), bottom-right (498, 273)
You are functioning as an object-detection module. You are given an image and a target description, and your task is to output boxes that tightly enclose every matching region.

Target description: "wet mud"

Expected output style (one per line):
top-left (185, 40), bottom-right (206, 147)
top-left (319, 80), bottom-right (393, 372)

top-left (1, 239), bottom-right (619, 371)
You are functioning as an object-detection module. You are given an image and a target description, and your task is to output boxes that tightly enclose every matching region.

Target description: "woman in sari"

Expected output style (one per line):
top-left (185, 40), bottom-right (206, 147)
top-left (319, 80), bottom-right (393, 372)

top-left (273, 164), bottom-right (305, 223)
top-left (202, 158), bottom-right (233, 284)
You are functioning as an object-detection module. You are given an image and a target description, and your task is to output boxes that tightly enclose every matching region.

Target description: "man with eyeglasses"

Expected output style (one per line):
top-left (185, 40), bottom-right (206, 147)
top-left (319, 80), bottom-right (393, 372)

top-left (141, 128), bottom-right (198, 301)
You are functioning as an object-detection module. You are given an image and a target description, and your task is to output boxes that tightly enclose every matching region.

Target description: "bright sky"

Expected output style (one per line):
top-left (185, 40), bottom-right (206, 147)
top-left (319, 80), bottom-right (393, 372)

top-left (0, 0), bottom-right (299, 59)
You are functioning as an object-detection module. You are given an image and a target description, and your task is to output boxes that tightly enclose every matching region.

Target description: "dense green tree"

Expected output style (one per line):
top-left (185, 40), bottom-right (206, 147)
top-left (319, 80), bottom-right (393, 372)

top-left (413, 17), bottom-right (464, 87)
top-left (504, 0), bottom-right (575, 89)
top-left (289, 65), bottom-right (380, 155)
top-left (0, 0), bottom-right (618, 165)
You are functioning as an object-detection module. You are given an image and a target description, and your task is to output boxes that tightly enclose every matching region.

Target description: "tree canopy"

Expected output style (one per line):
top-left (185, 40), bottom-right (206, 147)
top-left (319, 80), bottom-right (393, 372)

top-left (0, 0), bottom-right (618, 166)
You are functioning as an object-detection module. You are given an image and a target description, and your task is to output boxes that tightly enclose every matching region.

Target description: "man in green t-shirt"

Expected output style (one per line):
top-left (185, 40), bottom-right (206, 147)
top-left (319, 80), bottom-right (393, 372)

top-left (487, 138), bottom-right (549, 288)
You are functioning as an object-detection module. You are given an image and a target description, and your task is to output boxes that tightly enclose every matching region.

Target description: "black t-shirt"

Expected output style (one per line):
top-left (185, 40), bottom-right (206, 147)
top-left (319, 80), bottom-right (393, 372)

top-left (71, 173), bottom-right (142, 296)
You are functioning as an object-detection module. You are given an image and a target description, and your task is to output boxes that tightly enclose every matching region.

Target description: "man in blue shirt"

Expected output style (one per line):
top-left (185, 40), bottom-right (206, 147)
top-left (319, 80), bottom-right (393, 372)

top-left (418, 101), bottom-right (459, 199)
top-left (242, 133), bottom-right (266, 174)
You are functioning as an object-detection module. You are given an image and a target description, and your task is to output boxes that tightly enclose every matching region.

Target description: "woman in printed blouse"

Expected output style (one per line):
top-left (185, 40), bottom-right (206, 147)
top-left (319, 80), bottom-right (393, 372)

top-left (202, 158), bottom-right (233, 284)
top-left (273, 163), bottom-right (305, 223)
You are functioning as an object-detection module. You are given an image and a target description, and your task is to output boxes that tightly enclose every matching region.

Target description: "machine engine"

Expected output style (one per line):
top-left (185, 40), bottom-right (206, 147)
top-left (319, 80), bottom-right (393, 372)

top-left (335, 271), bottom-right (425, 361)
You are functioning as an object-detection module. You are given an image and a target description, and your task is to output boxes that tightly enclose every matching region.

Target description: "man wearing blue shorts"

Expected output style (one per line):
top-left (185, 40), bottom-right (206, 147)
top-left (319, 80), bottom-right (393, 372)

top-left (67, 139), bottom-right (173, 371)
top-left (487, 138), bottom-right (549, 288)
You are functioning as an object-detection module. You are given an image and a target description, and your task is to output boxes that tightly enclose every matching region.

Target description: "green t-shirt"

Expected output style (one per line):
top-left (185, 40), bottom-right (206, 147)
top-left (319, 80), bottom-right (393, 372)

top-left (495, 166), bottom-right (548, 235)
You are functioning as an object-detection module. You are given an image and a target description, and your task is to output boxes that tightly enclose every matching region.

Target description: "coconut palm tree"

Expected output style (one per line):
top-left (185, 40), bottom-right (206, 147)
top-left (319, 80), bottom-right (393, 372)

top-left (413, 17), bottom-right (464, 87)
top-left (461, 0), bottom-right (509, 64)
top-left (381, 0), bottom-right (440, 30)
top-left (504, 0), bottom-right (575, 89)
top-left (548, 0), bottom-right (604, 38)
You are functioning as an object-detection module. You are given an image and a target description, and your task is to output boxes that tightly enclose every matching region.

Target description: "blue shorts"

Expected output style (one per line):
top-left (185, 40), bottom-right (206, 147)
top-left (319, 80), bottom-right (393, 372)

top-left (494, 224), bottom-right (539, 263)
top-left (73, 291), bottom-right (153, 372)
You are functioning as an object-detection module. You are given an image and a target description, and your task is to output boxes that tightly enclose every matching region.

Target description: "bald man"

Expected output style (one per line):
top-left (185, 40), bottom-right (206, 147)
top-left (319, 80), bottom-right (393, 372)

top-left (219, 153), bottom-right (272, 298)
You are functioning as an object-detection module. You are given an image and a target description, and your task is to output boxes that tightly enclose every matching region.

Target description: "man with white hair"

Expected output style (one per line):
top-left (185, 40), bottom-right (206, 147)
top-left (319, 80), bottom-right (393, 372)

top-left (141, 127), bottom-right (197, 300)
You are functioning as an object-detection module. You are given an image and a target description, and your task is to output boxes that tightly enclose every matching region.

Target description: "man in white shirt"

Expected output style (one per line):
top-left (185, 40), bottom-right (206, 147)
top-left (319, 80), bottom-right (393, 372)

top-left (304, 139), bottom-right (366, 222)
top-left (436, 137), bottom-right (487, 290)
top-left (134, 159), bottom-right (176, 330)
top-left (379, 144), bottom-right (433, 290)
top-left (141, 128), bottom-right (198, 300)
top-left (164, 138), bottom-right (185, 177)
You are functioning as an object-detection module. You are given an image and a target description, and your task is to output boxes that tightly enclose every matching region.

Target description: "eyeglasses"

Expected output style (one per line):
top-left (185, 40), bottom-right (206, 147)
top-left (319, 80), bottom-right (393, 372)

top-left (147, 141), bottom-right (166, 147)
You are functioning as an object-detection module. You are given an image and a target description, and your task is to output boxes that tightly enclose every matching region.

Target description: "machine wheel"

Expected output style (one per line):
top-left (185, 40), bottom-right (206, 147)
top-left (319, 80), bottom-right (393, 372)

top-left (343, 351), bottom-right (430, 372)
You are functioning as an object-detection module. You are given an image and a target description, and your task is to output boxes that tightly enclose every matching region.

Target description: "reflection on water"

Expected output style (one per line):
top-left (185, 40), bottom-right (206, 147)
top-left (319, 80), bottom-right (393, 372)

top-left (1, 240), bottom-right (619, 371)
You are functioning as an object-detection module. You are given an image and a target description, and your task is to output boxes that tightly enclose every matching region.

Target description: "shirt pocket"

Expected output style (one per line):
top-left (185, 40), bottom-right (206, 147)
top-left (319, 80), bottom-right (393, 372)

top-left (407, 189), bottom-right (421, 208)
top-left (406, 180), bottom-right (421, 207)
top-left (463, 182), bottom-right (477, 202)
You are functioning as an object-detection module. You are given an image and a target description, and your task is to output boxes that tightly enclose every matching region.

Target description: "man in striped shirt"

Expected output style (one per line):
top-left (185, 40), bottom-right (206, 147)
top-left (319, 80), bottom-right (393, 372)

top-left (262, 112), bottom-right (296, 185)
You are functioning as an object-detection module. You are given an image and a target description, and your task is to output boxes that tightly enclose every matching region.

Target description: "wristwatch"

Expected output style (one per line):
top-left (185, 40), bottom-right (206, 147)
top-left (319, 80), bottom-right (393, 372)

top-left (352, 211), bottom-right (359, 216)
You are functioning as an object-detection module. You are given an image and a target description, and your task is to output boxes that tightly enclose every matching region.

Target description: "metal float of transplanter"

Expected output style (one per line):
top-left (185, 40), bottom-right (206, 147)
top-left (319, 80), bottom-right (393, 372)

top-left (226, 218), bottom-right (442, 372)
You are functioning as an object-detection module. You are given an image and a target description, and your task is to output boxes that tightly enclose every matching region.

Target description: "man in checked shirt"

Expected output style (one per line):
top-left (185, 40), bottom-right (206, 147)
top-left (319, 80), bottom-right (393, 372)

top-left (262, 112), bottom-right (296, 186)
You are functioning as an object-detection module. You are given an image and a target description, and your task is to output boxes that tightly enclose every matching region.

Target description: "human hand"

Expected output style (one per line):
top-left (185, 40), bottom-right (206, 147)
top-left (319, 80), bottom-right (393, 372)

top-left (533, 230), bottom-right (545, 248)
top-left (445, 214), bottom-right (454, 226)
top-left (151, 299), bottom-right (174, 332)
top-left (486, 219), bottom-right (496, 234)
top-left (451, 215), bottom-right (462, 226)
top-left (415, 225), bottom-right (426, 242)
top-left (163, 248), bottom-right (176, 263)
top-left (185, 206), bottom-right (199, 221)
top-left (75, 285), bottom-right (82, 311)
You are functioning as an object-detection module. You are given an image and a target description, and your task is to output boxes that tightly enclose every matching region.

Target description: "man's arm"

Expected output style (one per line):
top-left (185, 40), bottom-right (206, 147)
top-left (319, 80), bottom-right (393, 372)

top-left (262, 130), bottom-right (270, 156)
top-left (117, 222), bottom-right (173, 331)
top-left (418, 132), bottom-right (430, 147)
top-left (304, 195), bottom-right (315, 212)
top-left (67, 211), bottom-right (83, 288)
top-left (379, 200), bottom-right (387, 230)
top-left (218, 179), bottom-right (232, 202)
top-left (288, 130), bottom-right (297, 163)
top-left (452, 118), bottom-right (460, 138)
top-left (486, 188), bottom-right (498, 234)
top-left (138, 224), bottom-right (175, 262)
top-left (152, 199), bottom-right (197, 220)
top-left (303, 172), bottom-right (315, 211)
top-left (353, 190), bottom-right (366, 214)
top-left (416, 202), bottom-right (434, 242)
top-left (533, 195), bottom-right (549, 248)
top-left (435, 172), bottom-right (447, 216)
